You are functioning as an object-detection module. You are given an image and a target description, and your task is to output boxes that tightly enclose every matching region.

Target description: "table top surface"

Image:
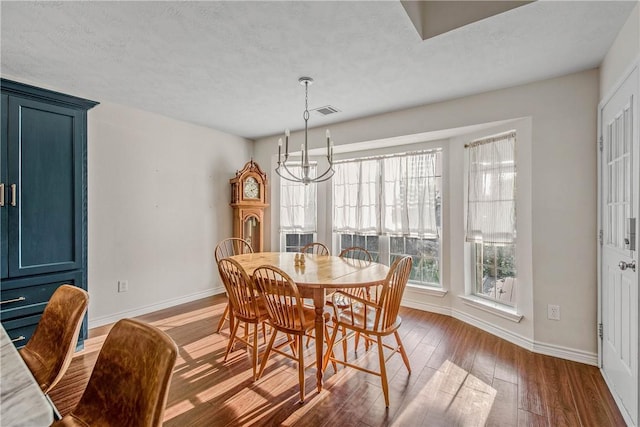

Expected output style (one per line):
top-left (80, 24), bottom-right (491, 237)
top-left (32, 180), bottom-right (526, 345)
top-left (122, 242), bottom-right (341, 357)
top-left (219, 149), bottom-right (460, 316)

top-left (0, 326), bottom-right (53, 427)
top-left (230, 252), bottom-right (389, 289)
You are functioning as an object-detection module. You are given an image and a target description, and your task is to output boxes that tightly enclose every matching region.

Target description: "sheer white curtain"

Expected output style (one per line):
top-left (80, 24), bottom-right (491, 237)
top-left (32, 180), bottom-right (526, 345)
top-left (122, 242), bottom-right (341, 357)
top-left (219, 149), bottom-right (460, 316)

top-left (382, 153), bottom-right (439, 237)
top-left (465, 131), bottom-right (517, 244)
top-left (333, 151), bottom-right (440, 237)
top-left (333, 159), bottom-right (379, 234)
top-left (280, 164), bottom-right (317, 233)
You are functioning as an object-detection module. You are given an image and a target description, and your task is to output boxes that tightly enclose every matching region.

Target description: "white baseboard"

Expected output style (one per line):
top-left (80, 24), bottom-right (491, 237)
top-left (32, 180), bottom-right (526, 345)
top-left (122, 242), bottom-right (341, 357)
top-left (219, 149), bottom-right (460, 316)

top-left (89, 287), bottom-right (597, 366)
top-left (532, 340), bottom-right (598, 366)
top-left (441, 307), bottom-right (599, 366)
top-left (402, 297), bottom-right (452, 316)
top-left (88, 286), bottom-right (225, 329)
top-left (452, 308), bottom-right (533, 352)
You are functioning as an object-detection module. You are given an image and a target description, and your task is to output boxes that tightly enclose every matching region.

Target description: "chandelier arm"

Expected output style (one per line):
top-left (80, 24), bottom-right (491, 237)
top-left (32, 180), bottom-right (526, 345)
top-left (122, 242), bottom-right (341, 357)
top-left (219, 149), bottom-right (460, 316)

top-left (276, 161), bottom-right (305, 181)
top-left (313, 166), bottom-right (335, 181)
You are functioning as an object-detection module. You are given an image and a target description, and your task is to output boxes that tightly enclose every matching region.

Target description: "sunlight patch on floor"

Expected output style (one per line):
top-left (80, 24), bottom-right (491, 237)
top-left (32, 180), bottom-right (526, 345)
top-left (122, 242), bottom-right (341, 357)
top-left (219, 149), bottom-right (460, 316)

top-left (397, 359), bottom-right (496, 426)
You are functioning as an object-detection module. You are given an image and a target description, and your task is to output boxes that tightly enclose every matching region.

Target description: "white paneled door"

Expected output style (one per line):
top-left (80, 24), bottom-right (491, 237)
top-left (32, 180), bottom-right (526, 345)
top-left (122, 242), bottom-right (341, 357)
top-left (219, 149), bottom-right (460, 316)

top-left (600, 66), bottom-right (639, 427)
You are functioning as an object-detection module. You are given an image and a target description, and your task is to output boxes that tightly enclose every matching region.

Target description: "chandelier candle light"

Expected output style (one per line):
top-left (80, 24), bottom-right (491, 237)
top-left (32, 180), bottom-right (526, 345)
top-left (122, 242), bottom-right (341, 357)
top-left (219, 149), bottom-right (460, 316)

top-left (276, 77), bottom-right (334, 184)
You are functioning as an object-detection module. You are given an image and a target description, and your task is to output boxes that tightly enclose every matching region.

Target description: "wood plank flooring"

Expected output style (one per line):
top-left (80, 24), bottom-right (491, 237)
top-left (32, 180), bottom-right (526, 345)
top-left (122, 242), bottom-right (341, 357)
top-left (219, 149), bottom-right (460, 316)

top-left (49, 295), bottom-right (626, 426)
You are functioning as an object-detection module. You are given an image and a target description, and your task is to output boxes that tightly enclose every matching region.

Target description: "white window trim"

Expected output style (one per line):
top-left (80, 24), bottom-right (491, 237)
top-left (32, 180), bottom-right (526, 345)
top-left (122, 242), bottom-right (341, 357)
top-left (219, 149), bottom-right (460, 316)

top-left (459, 120), bottom-right (532, 323)
top-left (459, 294), bottom-right (523, 322)
top-left (407, 283), bottom-right (448, 298)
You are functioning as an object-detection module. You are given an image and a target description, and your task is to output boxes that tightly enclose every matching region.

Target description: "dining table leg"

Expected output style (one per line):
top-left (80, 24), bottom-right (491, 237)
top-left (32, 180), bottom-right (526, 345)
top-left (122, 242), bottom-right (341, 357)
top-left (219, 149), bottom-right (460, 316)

top-left (313, 288), bottom-right (325, 392)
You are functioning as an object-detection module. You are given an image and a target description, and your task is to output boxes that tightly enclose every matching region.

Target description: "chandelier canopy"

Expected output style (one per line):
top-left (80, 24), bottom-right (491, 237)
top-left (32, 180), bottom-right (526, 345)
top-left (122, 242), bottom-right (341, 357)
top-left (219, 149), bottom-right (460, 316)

top-left (275, 77), bottom-right (334, 185)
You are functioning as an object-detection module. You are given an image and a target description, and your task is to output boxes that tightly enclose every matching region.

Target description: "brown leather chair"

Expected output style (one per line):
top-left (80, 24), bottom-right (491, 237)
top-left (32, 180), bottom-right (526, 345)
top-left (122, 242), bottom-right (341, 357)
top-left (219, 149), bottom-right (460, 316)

top-left (215, 237), bottom-right (254, 333)
top-left (19, 284), bottom-right (89, 394)
top-left (323, 256), bottom-right (413, 407)
top-left (52, 318), bottom-right (178, 427)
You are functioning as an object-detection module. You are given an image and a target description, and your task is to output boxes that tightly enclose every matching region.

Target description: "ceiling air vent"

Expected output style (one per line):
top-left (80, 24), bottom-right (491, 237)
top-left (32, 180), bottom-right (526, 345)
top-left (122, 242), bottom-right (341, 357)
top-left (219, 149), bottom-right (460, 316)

top-left (313, 105), bottom-right (340, 116)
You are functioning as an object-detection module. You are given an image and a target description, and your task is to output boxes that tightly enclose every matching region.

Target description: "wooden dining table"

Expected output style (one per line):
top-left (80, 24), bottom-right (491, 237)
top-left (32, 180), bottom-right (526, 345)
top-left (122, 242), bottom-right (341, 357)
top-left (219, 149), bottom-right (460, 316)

top-left (230, 251), bottom-right (389, 392)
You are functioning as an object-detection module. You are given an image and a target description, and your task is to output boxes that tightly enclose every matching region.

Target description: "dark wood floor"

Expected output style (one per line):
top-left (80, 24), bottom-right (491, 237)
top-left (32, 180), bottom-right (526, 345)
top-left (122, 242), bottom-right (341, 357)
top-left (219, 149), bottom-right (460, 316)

top-left (49, 295), bottom-right (626, 426)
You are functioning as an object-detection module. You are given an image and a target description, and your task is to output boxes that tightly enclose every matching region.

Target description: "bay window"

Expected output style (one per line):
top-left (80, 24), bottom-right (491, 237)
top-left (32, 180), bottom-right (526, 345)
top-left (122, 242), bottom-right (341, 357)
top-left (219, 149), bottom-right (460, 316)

top-left (333, 150), bottom-right (442, 287)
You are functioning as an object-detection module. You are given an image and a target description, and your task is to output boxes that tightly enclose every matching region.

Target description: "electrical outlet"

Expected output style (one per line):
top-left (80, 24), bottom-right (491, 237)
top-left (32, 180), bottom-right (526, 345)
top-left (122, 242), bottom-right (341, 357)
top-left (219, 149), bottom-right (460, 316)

top-left (547, 304), bottom-right (560, 320)
top-left (117, 280), bottom-right (129, 293)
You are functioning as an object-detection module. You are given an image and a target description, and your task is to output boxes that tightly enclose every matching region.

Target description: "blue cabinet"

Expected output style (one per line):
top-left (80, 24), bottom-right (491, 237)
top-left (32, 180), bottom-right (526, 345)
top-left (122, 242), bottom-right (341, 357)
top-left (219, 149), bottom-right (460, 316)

top-left (0, 79), bottom-right (98, 347)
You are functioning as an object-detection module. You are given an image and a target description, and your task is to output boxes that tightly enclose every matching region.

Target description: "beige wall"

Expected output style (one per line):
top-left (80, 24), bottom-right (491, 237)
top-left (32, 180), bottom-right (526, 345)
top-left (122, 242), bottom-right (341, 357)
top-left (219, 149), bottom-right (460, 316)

top-left (87, 102), bottom-right (252, 325)
top-left (254, 69), bottom-right (600, 359)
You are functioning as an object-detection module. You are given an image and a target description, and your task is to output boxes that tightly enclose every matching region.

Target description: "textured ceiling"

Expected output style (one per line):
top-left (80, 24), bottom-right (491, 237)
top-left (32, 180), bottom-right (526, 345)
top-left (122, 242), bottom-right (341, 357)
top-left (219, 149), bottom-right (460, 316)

top-left (1, 1), bottom-right (636, 140)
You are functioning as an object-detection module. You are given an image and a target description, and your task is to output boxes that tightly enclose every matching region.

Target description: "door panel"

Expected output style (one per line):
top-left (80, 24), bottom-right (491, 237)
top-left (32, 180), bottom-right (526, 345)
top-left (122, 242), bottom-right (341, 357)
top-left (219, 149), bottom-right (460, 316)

top-left (601, 67), bottom-right (638, 427)
top-left (1, 94), bottom-right (7, 279)
top-left (7, 96), bottom-right (82, 277)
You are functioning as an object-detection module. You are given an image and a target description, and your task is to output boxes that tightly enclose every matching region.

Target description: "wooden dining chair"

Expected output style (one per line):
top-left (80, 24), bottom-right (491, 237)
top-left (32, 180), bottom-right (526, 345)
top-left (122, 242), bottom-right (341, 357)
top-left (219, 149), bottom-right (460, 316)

top-left (215, 238), bottom-right (254, 333)
top-left (253, 265), bottom-right (333, 403)
top-left (218, 258), bottom-right (269, 381)
top-left (323, 255), bottom-right (413, 407)
top-left (19, 284), bottom-right (89, 395)
top-left (332, 246), bottom-right (375, 355)
top-left (301, 242), bottom-right (330, 256)
top-left (338, 246), bottom-right (372, 262)
top-left (52, 318), bottom-right (177, 427)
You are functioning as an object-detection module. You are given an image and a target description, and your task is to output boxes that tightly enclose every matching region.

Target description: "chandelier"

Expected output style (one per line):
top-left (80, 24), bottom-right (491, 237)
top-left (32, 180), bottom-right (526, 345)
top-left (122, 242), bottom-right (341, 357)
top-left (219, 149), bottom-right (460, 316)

top-left (275, 77), bottom-right (334, 184)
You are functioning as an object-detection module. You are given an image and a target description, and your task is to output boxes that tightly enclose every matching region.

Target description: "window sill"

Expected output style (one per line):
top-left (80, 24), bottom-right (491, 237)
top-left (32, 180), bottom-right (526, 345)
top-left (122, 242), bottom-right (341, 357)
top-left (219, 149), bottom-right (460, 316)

top-left (406, 284), bottom-right (448, 298)
top-left (459, 295), bottom-right (523, 323)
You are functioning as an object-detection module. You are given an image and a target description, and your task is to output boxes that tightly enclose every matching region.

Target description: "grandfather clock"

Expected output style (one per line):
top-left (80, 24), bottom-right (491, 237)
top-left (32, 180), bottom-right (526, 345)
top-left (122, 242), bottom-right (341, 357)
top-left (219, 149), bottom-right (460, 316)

top-left (230, 160), bottom-right (268, 252)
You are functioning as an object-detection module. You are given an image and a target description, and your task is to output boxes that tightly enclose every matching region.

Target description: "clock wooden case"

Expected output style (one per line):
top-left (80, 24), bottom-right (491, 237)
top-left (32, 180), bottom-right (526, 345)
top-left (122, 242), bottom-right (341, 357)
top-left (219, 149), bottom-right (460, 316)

top-left (230, 160), bottom-right (268, 252)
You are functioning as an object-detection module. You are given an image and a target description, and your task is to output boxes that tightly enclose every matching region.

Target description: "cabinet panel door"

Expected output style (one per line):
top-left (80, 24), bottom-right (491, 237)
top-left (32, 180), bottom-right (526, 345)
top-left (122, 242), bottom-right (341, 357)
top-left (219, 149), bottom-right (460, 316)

top-left (1, 94), bottom-right (7, 279)
top-left (7, 96), bottom-right (82, 277)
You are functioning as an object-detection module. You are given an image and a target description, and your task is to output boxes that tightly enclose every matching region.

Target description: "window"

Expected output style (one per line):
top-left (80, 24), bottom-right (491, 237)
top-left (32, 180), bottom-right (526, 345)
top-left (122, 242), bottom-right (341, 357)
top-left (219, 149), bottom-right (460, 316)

top-left (391, 236), bottom-right (440, 285)
top-left (280, 164), bottom-right (317, 252)
top-left (339, 234), bottom-right (380, 261)
top-left (284, 233), bottom-right (315, 253)
top-left (333, 150), bottom-right (442, 287)
top-left (465, 131), bottom-right (517, 305)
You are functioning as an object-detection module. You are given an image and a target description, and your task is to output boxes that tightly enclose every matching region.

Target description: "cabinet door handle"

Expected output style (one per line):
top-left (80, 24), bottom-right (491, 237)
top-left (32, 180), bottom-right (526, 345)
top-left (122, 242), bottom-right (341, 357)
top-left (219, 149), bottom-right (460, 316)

top-left (11, 335), bottom-right (26, 343)
top-left (0, 183), bottom-right (4, 207)
top-left (0, 296), bottom-right (26, 305)
top-left (10, 183), bottom-right (16, 207)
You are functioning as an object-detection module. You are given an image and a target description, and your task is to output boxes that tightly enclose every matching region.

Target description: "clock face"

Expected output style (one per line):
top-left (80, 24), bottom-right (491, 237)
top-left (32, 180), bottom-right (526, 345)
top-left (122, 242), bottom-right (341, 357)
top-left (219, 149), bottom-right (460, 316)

top-left (243, 177), bottom-right (259, 199)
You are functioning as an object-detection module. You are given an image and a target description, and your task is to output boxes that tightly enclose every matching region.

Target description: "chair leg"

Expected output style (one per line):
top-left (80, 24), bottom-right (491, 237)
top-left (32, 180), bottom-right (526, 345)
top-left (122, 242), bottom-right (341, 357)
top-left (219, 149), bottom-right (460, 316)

top-left (257, 329), bottom-right (278, 380)
top-left (252, 322), bottom-right (259, 381)
top-left (323, 323), bottom-right (339, 371)
top-left (224, 318), bottom-right (241, 362)
top-left (341, 326), bottom-right (348, 361)
top-left (287, 334), bottom-right (298, 357)
top-left (377, 337), bottom-right (390, 407)
top-left (394, 331), bottom-right (411, 373)
top-left (216, 303), bottom-right (229, 332)
top-left (297, 334), bottom-right (305, 403)
top-left (323, 325), bottom-right (337, 373)
top-left (262, 322), bottom-right (267, 345)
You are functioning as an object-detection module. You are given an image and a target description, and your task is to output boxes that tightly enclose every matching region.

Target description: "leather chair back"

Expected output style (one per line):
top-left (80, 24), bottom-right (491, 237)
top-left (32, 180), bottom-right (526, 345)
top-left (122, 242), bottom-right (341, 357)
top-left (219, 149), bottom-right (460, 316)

top-left (53, 318), bottom-right (178, 427)
top-left (19, 284), bottom-right (89, 394)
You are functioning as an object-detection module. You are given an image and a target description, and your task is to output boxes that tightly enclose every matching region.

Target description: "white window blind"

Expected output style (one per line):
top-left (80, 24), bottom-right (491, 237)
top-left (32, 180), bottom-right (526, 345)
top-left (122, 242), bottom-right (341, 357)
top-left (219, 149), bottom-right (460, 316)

top-left (465, 131), bottom-right (517, 244)
top-left (382, 153), bottom-right (439, 237)
top-left (332, 159), bottom-right (380, 234)
top-left (333, 150), bottom-right (440, 237)
top-left (280, 164), bottom-right (317, 233)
